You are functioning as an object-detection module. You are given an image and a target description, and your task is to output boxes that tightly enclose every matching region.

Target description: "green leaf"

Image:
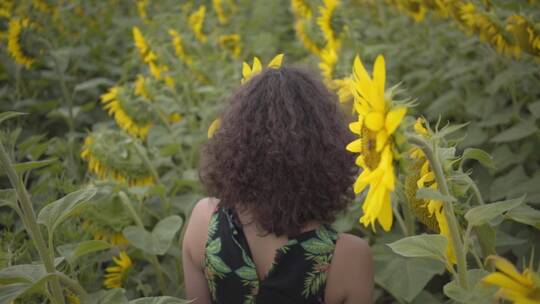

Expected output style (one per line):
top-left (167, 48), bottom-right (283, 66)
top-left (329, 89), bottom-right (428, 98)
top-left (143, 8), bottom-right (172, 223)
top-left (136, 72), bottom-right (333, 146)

top-left (207, 254), bottom-right (231, 274)
top-left (300, 238), bottom-right (334, 255)
top-left (74, 77), bottom-right (114, 92)
top-left (0, 189), bottom-right (17, 210)
top-left (388, 234), bottom-right (448, 263)
top-left (461, 148), bottom-right (494, 169)
top-left (123, 215), bottom-right (183, 255)
top-left (0, 112), bottom-right (26, 125)
top-left (0, 264), bottom-right (58, 304)
top-left (57, 240), bottom-right (111, 264)
top-left (12, 158), bottom-right (58, 175)
top-left (415, 188), bottom-right (456, 203)
top-left (443, 269), bottom-right (495, 304)
top-left (129, 297), bottom-right (193, 304)
top-left (505, 204), bottom-right (540, 229)
top-left (474, 225), bottom-right (496, 258)
top-left (491, 120), bottom-right (538, 143)
top-left (235, 266), bottom-right (257, 281)
top-left (87, 288), bottom-right (128, 304)
top-left (37, 188), bottom-right (97, 234)
top-left (373, 244), bottom-right (445, 302)
top-left (527, 100), bottom-right (540, 118)
top-left (465, 196), bottom-right (524, 226)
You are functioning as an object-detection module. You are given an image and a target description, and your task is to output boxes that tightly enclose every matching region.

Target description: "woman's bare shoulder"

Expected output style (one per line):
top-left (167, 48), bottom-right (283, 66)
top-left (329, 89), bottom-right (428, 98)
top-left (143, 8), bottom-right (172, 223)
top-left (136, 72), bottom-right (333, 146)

top-left (182, 197), bottom-right (220, 266)
top-left (326, 233), bottom-right (373, 304)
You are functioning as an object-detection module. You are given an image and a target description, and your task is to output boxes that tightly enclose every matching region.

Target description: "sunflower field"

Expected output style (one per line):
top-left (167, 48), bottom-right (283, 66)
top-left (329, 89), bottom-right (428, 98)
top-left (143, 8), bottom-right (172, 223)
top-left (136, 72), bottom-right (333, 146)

top-left (1, 0), bottom-right (540, 303)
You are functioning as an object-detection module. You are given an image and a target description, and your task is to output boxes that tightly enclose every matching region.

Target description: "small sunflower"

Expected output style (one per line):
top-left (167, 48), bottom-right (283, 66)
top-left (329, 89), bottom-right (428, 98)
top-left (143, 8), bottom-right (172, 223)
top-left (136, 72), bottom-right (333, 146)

top-left (80, 130), bottom-right (155, 186)
top-left (188, 5), bottom-right (207, 43)
top-left (291, 0), bottom-right (312, 19)
top-left (100, 86), bottom-right (153, 139)
top-left (294, 19), bottom-right (323, 55)
top-left (212, 0), bottom-right (236, 25)
top-left (168, 29), bottom-right (193, 65)
top-left (482, 255), bottom-right (540, 304)
top-left (316, 0), bottom-right (341, 50)
top-left (345, 54), bottom-right (408, 231)
top-left (104, 251), bottom-right (132, 289)
top-left (7, 18), bottom-right (34, 69)
top-left (218, 34), bottom-right (242, 58)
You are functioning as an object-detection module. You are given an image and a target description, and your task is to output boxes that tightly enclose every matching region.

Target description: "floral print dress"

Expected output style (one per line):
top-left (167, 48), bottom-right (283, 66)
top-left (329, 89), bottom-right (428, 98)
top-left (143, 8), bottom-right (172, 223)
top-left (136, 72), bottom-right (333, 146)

top-left (203, 205), bottom-right (339, 304)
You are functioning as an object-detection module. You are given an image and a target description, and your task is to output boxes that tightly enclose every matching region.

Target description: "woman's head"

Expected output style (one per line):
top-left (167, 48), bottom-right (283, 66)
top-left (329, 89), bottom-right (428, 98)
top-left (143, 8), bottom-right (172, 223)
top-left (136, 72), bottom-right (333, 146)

top-left (199, 65), bottom-right (357, 236)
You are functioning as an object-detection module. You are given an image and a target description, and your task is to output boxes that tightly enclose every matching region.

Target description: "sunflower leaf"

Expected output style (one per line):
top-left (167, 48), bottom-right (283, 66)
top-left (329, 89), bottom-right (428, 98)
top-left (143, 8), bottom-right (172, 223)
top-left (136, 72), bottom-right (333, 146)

top-left (465, 196), bottom-right (525, 226)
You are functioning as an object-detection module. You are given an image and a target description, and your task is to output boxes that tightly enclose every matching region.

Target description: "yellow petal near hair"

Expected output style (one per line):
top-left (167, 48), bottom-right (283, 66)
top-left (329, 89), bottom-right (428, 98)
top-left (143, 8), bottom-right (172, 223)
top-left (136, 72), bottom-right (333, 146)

top-left (267, 54), bottom-right (284, 68)
top-left (207, 118), bottom-right (222, 138)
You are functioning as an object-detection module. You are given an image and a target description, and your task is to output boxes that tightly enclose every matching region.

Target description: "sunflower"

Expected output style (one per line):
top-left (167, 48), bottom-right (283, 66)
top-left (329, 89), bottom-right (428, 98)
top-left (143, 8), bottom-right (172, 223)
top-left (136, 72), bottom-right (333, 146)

top-left (482, 255), bottom-right (540, 304)
top-left (294, 19), bottom-right (322, 55)
top-left (208, 54), bottom-right (284, 138)
top-left (100, 86), bottom-right (153, 139)
top-left (188, 5), bottom-right (207, 43)
top-left (168, 29), bottom-right (193, 65)
top-left (104, 251), bottom-right (132, 289)
top-left (345, 54), bottom-right (407, 232)
top-left (316, 0), bottom-right (340, 49)
top-left (7, 18), bottom-right (34, 69)
top-left (136, 0), bottom-right (150, 23)
top-left (218, 34), bottom-right (242, 58)
top-left (291, 0), bottom-right (312, 19)
top-left (212, 0), bottom-right (236, 25)
top-left (80, 130), bottom-right (155, 186)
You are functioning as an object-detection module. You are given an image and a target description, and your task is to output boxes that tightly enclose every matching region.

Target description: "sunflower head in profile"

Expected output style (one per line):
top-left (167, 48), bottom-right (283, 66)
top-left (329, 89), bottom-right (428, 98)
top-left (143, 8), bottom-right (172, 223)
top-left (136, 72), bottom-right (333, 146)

top-left (80, 129), bottom-right (155, 187)
top-left (345, 54), bottom-right (410, 232)
top-left (104, 250), bottom-right (133, 289)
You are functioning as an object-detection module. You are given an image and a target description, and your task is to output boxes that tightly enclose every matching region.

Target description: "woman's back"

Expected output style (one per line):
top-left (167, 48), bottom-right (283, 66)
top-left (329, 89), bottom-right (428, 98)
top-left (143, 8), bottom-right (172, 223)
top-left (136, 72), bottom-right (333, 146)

top-left (182, 198), bottom-right (373, 304)
top-left (186, 66), bottom-right (373, 303)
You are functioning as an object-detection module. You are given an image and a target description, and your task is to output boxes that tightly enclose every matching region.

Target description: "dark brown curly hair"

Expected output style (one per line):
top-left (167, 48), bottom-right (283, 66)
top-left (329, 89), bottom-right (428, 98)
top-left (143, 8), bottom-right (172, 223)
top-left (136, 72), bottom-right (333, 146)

top-left (199, 66), bottom-right (357, 237)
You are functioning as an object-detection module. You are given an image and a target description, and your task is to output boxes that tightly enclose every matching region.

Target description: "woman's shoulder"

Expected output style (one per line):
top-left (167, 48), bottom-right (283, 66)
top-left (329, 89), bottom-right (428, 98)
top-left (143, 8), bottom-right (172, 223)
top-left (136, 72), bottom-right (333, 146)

top-left (325, 233), bottom-right (373, 303)
top-left (182, 197), bottom-right (220, 267)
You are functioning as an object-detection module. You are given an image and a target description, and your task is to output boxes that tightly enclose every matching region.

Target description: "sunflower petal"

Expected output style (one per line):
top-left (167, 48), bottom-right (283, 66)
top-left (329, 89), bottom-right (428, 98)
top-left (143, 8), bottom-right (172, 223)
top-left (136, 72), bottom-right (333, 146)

top-left (385, 107), bottom-right (407, 135)
top-left (267, 54), bottom-right (284, 68)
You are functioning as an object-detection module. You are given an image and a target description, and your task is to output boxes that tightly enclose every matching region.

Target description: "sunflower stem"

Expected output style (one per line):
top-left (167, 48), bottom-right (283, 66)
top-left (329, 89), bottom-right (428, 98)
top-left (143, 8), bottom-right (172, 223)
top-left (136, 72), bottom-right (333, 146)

top-left (118, 191), bottom-right (168, 295)
top-left (131, 141), bottom-right (172, 214)
top-left (409, 135), bottom-right (469, 289)
top-left (0, 141), bottom-right (66, 304)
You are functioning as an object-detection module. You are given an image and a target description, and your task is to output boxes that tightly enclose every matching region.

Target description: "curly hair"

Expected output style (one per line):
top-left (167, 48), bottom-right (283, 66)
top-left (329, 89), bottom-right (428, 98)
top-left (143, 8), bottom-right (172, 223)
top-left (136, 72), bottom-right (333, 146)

top-left (199, 66), bottom-right (358, 237)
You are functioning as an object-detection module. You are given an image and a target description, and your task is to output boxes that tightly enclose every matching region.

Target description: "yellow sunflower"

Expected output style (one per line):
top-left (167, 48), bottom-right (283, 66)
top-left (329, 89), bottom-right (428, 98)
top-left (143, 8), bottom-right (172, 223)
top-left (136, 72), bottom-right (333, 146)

top-left (483, 255), bottom-right (540, 304)
top-left (104, 251), bottom-right (132, 289)
top-left (188, 5), bottom-right (207, 43)
top-left (168, 29), bottom-right (193, 65)
top-left (218, 34), bottom-right (242, 58)
top-left (7, 18), bottom-right (34, 69)
top-left (345, 54), bottom-right (407, 231)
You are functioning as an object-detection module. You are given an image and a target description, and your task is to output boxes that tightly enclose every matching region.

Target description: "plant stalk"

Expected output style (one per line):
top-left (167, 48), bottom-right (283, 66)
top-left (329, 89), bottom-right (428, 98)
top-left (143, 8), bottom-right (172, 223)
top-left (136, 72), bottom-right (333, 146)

top-left (409, 136), bottom-right (469, 289)
top-left (118, 191), bottom-right (168, 295)
top-left (0, 142), bottom-right (66, 304)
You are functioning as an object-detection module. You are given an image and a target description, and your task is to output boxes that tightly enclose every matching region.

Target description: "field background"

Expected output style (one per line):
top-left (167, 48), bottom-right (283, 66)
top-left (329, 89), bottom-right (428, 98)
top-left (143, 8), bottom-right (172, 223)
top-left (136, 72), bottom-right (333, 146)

top-left (1, 0), bottom-right (539, 303)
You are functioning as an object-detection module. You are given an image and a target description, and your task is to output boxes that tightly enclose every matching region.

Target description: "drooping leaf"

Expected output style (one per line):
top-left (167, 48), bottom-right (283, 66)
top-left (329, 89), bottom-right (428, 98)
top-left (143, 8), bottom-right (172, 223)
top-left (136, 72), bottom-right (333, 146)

top-left (37, 188), bottom-right (97, 234)
top-left (505, 204), bottom-right (540, 229)
top-left (461, 148), bottom-right (494, 169)
top-left (415, 188), bottom-right (456, 203)
top-left (12, 158), bottom-right (58, 175)
top-left (388, 234), bottom-right (448, 263)
top-left (373, 244), bottom-right (445, 302)
top-left (465, 196), bottom-right (524, 226)
top-left (443, 269), bottom-right (495, 304)
top-left (57, 240), bottom-right (111, 264)
top-left (123, 215), bottom-right (183, 255)
top-left (0, 112), bottom-right (26, 125)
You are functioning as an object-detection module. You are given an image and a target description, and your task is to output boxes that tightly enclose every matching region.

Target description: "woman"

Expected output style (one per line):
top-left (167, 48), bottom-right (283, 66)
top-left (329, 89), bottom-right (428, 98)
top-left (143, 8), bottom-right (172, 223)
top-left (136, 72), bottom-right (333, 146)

top-left (183, 65), bottom-right (373, 304)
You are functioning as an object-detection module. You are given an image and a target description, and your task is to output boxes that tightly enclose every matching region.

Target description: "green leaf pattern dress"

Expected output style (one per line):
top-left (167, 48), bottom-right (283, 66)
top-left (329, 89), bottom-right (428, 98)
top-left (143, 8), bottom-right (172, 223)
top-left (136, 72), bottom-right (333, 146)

top-left (203, 205), bottom-right (339, 304)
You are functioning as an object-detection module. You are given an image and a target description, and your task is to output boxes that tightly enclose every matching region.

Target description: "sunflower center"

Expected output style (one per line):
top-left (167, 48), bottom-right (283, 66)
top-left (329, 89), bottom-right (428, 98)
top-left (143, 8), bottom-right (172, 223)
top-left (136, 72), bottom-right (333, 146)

top-left (361, 125), bottom-right (381, 170)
